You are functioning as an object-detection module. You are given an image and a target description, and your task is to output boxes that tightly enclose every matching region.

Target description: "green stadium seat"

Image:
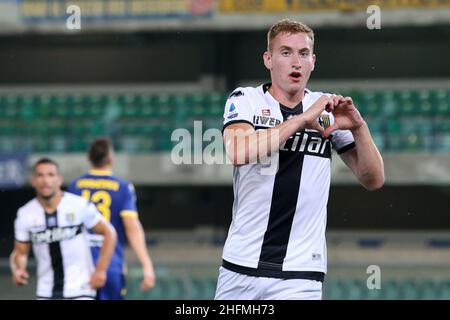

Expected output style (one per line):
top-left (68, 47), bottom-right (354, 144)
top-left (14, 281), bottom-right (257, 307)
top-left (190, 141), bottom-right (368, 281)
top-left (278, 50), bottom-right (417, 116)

top-left (0, 121), bottom-right (18, 136)
top-left (349, 90), bottom-right (366, 115)
top-left (86, 105), bottom-right (104, 118)
top-left (35, 104), bottom-right (52, 119)
top-left (0, 95), bottom-right (6, 109)
top-left (420, 279), bottom-right (440, 300)
top-left (122, 105), bottom-right (139, 118)
top-left (190, 278), bottom-right (217, 300)
top-left (139, 105), bottom-right (158, 118)
top-left (157, 125), bottom-right (175, 151)
top-left (72, 105), bottom-right (89, 118)
top-left (138, 137), bottom-right (157, 152)
top-left (49, 136), bottom-right (69, 152)
top-left (32, 138), bottom-right (50, 153)
top-left (393, 91), bottom-right (418, 116)
top-left (439, 281), bottom-right (450, 299)
top-left (3, 104), bottom-right (19, 119)
top-left (324, 279), bottom-right (347, 300)
top-left (400, 279), bottom-right (420, 300)
top-left (71, 122), bottom-right (90, 136)
top-left (359, 92), bottom-right (380, 117)
top-left (71, 137), bottom-right (89, 152)
top-left (54, 105), bottom-right (71, 118)
top-left (190, 94), bottom-right (208, 118)
top-left (190, 279), bottom-right (209, 300)
top-left (385, 119), bottom-right (403, 150)
top-left (435, 119), bottom-right (450, 133)
top-left (126, 275), bottom-right (165, 300)
top-left (19, 103), bottom-right (36, 120)
top-left (116, 94), bottom-right (135, 108)
top-left (435, 133), bottom-right (450, 152)
top-left (88, 122), bottom-right (107, 136)
top-left (47, 121), bottom-right (68, 135)
top-left (47, 95), bottom-right (63, 109)
top-left (374, 91), bottom-right (396, 117)
top-left (155, 94), bottom-right (178, 118)
top-left (26, 120), bottom-right (49, 137)
top-left (346, 279), bottom-right (366, 300)
top-left (0, 137), bottom-right (18, 152)
top-left (204, 93), bottom-right (227, 117)
top-left (365, 283), bottom-right (383, 300)
top-left (164, 278), bottom-right (186, 300)
top-left (118, 136), bottom-right (142, 152)
top-left (429, 90), bottom-right (448, 114)
top-left (382, 279), bottom-right (402, 300)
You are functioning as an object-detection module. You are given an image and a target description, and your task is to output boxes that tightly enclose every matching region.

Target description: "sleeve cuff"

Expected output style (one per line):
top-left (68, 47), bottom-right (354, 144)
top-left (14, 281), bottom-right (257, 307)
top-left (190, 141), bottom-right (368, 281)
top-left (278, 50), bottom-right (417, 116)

top-left (337, 142), bottom-right (356, 154)
top-left (222, 120), bottom-right (254, 133)
top-left (120, 210), bottom-right (139, 218)
top-left (15, 238), bottom-right (31, 244)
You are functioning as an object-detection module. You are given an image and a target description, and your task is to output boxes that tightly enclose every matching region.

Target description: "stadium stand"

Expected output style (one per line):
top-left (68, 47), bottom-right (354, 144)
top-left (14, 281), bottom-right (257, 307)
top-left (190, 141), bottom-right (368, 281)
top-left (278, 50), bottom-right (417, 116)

top-left (0, 89), bottom-right (449, 153)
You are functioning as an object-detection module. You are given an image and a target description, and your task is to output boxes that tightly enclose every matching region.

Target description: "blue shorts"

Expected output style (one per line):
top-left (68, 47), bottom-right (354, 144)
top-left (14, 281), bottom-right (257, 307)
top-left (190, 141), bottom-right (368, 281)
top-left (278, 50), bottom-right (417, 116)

top-left (91, 247), bottom-right (126, 300)
top-left (96, 269), bottom-right (126, 300)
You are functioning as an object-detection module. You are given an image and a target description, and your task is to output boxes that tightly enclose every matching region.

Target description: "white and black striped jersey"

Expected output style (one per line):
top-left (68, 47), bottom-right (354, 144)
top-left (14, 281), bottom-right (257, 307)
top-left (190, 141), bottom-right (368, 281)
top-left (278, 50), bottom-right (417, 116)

top-left (221, 83), bottom-right (355, 281)
top-left (14, 192), bottom-right (103, 299)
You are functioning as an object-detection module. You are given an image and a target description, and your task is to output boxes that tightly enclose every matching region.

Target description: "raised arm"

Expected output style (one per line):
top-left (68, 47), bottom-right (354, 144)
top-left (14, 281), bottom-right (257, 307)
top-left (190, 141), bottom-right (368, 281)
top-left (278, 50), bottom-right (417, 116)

top-left (224, 95), bottom-right (332, 166)
top-left (324, 95), bottom-right (385, 190)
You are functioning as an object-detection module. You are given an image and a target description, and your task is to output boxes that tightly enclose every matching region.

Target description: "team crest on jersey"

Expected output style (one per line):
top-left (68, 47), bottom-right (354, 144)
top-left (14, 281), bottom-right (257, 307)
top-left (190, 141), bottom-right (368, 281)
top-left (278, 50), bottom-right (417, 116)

top-left (65, 212), bottom-right (75, 223)
top-left (318, 114), bottom-right (330, 129)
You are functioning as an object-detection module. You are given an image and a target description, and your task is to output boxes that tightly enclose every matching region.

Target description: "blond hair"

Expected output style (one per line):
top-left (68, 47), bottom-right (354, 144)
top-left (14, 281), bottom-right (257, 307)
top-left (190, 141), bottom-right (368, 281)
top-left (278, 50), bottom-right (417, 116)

top-left (267, 19), bottom-right (314, 51)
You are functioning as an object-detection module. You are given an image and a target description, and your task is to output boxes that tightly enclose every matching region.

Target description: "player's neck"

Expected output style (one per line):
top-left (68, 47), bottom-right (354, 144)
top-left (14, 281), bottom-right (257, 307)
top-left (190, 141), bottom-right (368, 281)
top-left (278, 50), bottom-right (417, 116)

top-left (268, 83), bottom-right (305, 108)
top-left (37, 190), bottom-right (63, 213)
top-left (91, 165), bottom-right (112, 172)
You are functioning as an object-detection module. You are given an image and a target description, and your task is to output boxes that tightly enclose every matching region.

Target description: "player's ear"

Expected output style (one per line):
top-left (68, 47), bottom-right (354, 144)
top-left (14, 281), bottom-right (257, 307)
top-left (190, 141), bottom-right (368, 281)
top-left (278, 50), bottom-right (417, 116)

top-left (263, 51), bottom-right (272, 70)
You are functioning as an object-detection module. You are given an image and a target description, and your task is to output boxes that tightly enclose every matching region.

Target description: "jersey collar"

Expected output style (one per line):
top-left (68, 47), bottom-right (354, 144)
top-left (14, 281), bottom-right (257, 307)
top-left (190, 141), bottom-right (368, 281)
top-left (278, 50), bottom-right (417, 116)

top-left (262, 83), bottom-right (308, 114)
top-left (89, 169), bottom-right (113, 176)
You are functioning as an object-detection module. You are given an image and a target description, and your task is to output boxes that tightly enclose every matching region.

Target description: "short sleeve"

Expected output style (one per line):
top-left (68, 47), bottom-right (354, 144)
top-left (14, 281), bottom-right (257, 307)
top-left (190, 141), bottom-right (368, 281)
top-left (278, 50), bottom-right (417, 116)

top-left (120, 183), bottom-right (138, 219)
top-left (332, 129), bottom-right (355, 154)
top-left (82, 201), bottom-right (103, 229)
top-left (14, 210), bottom-right (30, 242)
top-left (223, 88), bottom-right (255, 131)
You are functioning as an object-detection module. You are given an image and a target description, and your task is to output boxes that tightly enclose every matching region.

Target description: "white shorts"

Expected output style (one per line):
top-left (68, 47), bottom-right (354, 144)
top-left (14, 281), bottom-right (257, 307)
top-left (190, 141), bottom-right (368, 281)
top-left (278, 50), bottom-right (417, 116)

top-left (214, 267), bottom-right (322, 300)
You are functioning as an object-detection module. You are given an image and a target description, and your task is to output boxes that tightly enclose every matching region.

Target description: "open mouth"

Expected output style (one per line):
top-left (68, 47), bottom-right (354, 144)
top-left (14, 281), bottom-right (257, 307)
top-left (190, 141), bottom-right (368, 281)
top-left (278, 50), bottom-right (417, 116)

top-left (289, 72), bottom-right (302, 81)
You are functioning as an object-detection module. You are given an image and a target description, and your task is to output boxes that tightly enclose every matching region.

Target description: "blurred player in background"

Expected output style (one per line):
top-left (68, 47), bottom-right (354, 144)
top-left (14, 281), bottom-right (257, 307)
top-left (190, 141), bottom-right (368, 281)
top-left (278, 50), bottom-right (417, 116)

top-left (10, 158), bottom-right (117, 299)
top-left (216, 19), bottom-right (385, 300)
top-left (69, 138), bottom-right (155, 300)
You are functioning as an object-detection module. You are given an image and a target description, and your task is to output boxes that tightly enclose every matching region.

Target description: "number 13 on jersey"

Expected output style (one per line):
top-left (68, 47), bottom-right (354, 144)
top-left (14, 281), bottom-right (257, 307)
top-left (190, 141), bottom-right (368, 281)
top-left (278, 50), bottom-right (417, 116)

top-left (81, 189), bottom-right (112, 222)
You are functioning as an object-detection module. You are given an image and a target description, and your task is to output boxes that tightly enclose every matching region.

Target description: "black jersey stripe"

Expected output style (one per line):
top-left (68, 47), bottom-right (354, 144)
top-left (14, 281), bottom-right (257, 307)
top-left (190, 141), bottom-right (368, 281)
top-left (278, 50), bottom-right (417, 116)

top-left (258, 103), bottom-right (305, 270)
top-left (45, 211), bottom-right (65, 299)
